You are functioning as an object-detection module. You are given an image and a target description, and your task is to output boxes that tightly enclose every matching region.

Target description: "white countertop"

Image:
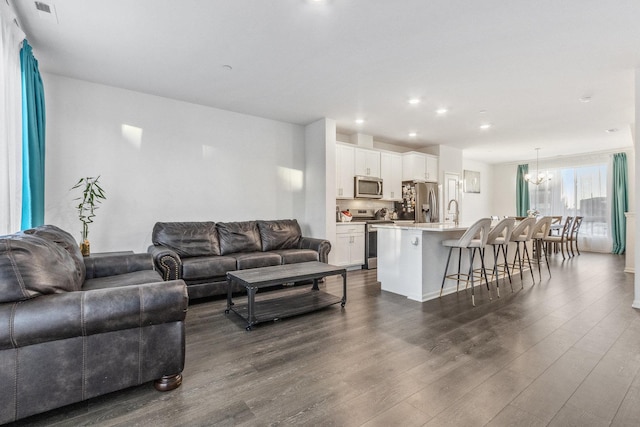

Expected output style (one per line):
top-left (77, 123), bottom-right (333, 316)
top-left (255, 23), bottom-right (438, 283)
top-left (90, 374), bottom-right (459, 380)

top-left (375, 222), bottom-right (469, 232)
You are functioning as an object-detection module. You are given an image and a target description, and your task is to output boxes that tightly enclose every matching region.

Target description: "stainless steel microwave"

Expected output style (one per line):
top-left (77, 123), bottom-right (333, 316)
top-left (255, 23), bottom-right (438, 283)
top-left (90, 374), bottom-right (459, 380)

top-left (354, 176), bottom-right (383, 199)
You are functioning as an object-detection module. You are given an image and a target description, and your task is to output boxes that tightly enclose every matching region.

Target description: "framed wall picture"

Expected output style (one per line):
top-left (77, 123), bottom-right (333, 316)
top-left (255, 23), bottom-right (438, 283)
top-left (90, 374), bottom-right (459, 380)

top-left (463, 170), bottom-right (480, 193)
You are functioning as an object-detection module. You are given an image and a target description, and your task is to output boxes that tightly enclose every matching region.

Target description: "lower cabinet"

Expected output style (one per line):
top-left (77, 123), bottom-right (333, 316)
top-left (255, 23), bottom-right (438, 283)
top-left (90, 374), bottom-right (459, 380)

top-left (333, 223), bottom-right (365, 267)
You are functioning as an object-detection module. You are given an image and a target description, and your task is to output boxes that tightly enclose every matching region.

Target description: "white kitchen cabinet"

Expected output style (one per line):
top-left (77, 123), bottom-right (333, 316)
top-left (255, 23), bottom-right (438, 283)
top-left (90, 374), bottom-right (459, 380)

top-left (333, 223), bottom-right (365, 267)
top-left (402, 152), bottom-right (438, 182)
top-left (425, 155), bottom-right (438, 182)
top-left (336, 144), bottom-right (355, 199)
top-left (354, 148), bottom-right (381, 178)
top-left (402, 152), bottom-right (425, 181)
top-left (380, 152), bottom-right (402, 200)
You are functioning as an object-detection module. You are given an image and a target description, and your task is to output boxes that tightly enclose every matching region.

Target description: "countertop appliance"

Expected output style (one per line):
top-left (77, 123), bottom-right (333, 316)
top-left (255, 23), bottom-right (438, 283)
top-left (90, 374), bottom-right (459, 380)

top-left (354, 176), bottom-right (383, 199)
top-left (350, 208), bottom-right (393, 269)
top-left (394, 181), bottom-right (439, 223)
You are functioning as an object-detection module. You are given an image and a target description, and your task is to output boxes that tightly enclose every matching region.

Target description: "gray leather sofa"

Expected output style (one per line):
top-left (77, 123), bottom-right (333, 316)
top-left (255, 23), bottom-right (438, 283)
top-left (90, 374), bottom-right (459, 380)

top-left (0, 225), bottom-right (188, 424)
top-left (148, 219), bottom-right (331, 300)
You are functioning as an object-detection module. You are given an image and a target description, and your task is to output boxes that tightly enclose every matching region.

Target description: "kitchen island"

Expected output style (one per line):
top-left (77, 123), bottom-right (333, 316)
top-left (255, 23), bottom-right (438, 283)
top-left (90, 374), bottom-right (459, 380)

top-left (376, 223), bottom-right (504, 302)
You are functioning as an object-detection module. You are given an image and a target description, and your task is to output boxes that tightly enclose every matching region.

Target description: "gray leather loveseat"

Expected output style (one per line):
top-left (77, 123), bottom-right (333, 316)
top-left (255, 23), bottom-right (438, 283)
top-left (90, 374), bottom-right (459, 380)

top-left (148, 219), bottom-right (331, 300)
top-left (0, 225), bottom-right (188, 424)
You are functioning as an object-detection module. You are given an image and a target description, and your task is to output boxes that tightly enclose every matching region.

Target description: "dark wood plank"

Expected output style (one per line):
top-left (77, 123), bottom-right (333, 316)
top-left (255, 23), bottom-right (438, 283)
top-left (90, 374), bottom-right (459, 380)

top-left (8, 252), bottom-right (639, 427)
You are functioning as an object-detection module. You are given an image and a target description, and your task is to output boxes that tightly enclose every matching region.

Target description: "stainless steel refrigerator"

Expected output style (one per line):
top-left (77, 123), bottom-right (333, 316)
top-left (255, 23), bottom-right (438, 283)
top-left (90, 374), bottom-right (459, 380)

top-left (394, 181), bottom-right (439, 223)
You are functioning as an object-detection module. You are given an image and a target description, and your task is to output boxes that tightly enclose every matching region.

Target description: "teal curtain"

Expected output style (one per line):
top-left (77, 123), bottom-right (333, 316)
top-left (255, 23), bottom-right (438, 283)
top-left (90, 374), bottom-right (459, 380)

top-left (20, 40), bottom-right (46, 229)
top-left (611, 153), bottom-right (628, 254)
top-left (516, 164), bottom-right (529, 217)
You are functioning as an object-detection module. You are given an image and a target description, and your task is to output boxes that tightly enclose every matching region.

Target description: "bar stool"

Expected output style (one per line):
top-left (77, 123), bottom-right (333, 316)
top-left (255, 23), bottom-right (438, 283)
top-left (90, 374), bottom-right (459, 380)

top-left (440, 218), bottom-right (492, 306)
top-left (484, 217), bottom-right (515, 296)
top-left (531, 216), bottom-right (553, 280)
top-left (508, 217), bottom-right (536, 286)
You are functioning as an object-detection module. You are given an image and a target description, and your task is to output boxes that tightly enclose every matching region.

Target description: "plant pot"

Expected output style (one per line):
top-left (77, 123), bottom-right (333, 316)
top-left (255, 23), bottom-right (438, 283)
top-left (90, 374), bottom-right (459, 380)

top-left (80, 239), bottom-right (90, 257)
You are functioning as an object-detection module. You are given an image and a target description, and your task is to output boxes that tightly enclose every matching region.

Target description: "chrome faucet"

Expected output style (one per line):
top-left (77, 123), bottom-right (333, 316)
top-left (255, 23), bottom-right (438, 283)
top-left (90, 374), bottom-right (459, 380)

top-left (447, 199), bottom-right (459, 226)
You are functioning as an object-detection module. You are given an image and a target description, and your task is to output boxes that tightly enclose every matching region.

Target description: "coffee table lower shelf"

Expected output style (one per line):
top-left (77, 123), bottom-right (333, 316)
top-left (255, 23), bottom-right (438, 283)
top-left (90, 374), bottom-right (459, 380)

top-left (226, 290), bottom-right (343, 329)
top-left (225, 261), bottom-right (347, 331)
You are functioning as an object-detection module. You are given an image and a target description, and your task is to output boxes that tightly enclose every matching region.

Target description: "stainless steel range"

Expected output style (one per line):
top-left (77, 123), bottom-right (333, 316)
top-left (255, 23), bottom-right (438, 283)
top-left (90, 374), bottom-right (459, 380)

top-left (350, 209), bottom-right (394, 270)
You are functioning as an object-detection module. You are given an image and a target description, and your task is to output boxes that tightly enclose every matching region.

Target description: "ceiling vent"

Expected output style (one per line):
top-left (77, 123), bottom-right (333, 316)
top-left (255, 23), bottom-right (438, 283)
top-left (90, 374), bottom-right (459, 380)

top-left (33, 1), bottom-right (58, 23)
top-left (34, 1), bottom-right (50, 13)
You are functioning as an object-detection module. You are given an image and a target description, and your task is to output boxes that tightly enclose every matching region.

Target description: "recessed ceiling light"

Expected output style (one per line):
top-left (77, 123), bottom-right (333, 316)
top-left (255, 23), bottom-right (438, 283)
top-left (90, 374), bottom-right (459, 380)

top-left (408, 132), bottom-right (417, 137)
top-left (606, 128), bottom-right (619, 133)
top-left (355, 118), bottom-right (365, 125)
top-left (222, 64), bottom-right (233, 71)
top-left (478, 109), bottom-right (487, 114)
top-left (408, 98), bottom-right (421, 105)
top-left (579, 96), bottom-right (592, 103)
top-left (436, 108), bottom-right (448, 115)
top-left (479, 123), bottom-right (491, 130)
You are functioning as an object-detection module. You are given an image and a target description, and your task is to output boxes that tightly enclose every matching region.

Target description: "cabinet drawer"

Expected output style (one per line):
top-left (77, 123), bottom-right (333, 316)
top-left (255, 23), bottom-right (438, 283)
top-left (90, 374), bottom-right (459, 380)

top-left (335, 224), bottom-right (365, 235)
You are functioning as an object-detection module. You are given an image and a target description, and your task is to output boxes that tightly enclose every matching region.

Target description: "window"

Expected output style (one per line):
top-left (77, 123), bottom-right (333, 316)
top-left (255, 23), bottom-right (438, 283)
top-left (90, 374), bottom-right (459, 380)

top-left (530, 157), bottom-right (611, 253)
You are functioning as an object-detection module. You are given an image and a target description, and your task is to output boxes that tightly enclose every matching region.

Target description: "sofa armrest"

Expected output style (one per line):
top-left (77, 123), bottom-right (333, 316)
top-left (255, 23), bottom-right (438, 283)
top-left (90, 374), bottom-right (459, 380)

top-left (298, 237), bottom-right (332, 263)
top-left (148, 245), bottom-right (182, 281)
top-left (84, 253), bottom-right (155, 279)
top-left (0, 280), bottom-right (188, 349)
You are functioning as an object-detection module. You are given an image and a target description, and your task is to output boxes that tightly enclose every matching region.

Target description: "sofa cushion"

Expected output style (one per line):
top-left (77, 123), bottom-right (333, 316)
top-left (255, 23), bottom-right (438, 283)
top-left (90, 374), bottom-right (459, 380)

top-left (217, 221), bottom-right (262, 255)
top-left (181, 256), bottom-right (237, 280)
top-left (231, 252), bottom-right (282, 270)
top-left (82, 270), bottom-right (163, 291)
top-left (273, 249), bottom-right (318, 264)
top-left (257, 219), bottom-right (302, 251)
top-left (152, 222), bottom-right (220, 257)
top-left (0, 234), bottom-right (82, 303)
top-left (23, 225), bottom-right (85, 285)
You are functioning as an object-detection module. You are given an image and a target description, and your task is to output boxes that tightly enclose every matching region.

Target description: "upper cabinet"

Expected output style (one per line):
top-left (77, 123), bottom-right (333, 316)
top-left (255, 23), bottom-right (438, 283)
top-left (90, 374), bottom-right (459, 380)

top-left (336, 144), bottom-right (438, 199)
top-left (425, 155), bottom-right (438, 182)
top-left (380, 152), bottom-right (402, 200)
top-left (336, 144), bottom-right (355, 199)
top-left (354, 148), bottom-right (381, 178)
top-left (402, 152), bottom-right (438, 182)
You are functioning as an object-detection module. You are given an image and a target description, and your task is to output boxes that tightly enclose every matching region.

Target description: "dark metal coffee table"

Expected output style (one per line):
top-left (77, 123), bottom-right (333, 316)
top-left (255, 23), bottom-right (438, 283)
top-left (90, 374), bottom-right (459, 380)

top-left (225, 261), bottom-right (347, 330)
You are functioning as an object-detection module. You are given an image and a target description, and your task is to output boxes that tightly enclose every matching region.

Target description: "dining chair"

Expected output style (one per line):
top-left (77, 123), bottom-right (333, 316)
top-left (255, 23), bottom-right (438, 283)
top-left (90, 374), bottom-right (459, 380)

top-left (508, 217), bottom-right (536, 286)
top-left (440, 218), bottom-right (492, 306)
top-left (548, 216), bottom-right (563, 246)
top-left (484, 217), bottom-right (515, 296)
top-left (568, 216), bottom-right (584, 256)
top-left (531, 216), bottom-right (553, 279)
top-left (543, 216), bottom-right (573, 259)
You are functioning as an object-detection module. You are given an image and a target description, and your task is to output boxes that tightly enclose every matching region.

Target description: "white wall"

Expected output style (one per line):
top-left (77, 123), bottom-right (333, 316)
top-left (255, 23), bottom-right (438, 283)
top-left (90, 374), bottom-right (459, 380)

top-left (304, 118), bottom-right (336, 240)
top-left (460, 158), bottom-right (494, 222)
top-left (491, 163), bottom-right (518, 217)
top-left (43, 74), bottom-right (309, 252)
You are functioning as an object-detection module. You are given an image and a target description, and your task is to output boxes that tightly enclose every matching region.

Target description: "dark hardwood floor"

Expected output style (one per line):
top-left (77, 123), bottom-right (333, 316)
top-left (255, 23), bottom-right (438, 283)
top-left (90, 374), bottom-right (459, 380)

top-left (11, 252), bottom-right (640, 426)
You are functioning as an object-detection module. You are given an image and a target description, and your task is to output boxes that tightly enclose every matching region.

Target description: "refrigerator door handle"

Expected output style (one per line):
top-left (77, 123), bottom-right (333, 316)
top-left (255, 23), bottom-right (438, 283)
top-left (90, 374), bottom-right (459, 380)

top-left (429, 188), bottom-right (438, 222)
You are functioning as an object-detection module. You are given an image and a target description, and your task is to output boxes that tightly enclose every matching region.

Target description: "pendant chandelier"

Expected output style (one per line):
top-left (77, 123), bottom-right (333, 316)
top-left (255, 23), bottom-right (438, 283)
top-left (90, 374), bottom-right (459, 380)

top-left (524, 148), bottom-right (552, 185)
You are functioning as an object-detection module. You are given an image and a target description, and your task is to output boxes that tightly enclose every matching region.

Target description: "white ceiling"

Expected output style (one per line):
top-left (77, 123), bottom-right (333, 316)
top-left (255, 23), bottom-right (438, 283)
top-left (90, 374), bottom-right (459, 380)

top-left (11, 0), bottom-right (640, 163)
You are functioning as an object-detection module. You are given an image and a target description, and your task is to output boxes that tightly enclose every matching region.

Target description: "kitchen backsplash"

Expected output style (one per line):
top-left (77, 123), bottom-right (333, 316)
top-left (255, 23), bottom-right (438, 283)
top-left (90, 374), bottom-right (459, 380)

top-left (337, 199), bottom-right (395, 215)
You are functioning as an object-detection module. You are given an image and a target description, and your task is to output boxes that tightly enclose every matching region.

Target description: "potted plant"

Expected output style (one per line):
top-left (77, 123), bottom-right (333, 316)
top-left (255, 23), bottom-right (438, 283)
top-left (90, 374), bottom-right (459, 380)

top-left (71, 176), bottom-right (106, 256)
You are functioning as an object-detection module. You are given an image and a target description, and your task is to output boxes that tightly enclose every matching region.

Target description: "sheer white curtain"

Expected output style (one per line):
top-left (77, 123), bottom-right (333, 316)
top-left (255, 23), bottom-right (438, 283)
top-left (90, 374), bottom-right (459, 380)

top-left (0, 3), bottom-right (24, 235)
top-left (529, 152), bottom-right (615, 253)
